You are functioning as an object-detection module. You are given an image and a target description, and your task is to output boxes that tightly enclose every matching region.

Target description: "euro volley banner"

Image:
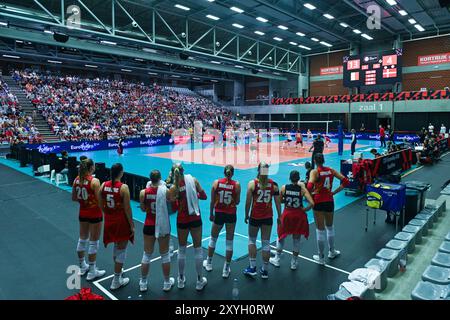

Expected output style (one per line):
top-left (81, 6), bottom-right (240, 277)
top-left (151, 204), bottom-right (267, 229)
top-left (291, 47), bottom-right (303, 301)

top-left (23, 136), bottom-right (173, 154)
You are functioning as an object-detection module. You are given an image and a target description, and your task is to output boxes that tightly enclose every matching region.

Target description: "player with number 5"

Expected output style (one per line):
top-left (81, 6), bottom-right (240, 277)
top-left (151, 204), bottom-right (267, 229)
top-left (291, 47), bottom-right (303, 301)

top-left (98, 163), bottom-right (134, 290)
top-left (243, 162), bottom-right (282, 279)
top-left (72, 158), bottom-right (105, 281)
top-left (307, 154), bottom-right (350, 265)
top-left (204, 165), bottom-right (241, 278)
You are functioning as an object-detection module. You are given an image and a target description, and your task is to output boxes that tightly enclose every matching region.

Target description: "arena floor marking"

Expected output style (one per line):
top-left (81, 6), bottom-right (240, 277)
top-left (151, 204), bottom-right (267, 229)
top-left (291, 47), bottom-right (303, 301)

top-left (232, 232), bottom-right (351, 275)
top-left (92, 232), bottom-right (225, 300)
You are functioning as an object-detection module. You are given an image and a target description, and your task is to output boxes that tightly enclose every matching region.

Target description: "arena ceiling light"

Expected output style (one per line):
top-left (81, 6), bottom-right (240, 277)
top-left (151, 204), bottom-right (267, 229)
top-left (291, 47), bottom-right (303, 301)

top-left (0, 22), bottom-right (8, 27)
top-left (85, 64), bottom-right (98, 68)
top-left (296, 32), bottom-right (305, 37)
top-left (256, 17), bottom-right (268, 23)
top-left (100, 40), bottom-right (117, 45)
top-left (353, 29), bottom-right (362, 34)
top-left (211, 79), bottom-right (219, 82)
top-left (235, 65), bottom-right (244, 68)
top-left (340, 22), bottom-right (349, 28)
top-left (304, 3), bottom-right (316, 10)
top-left (299, 45), bottom-right (312, 50)
top-left (44, 29), bottom-right (54, 35)
top-left (361, 33), bottom-right (374, 40)
top-left (134, 58), bottom-right (144, 62)
top-left (232, 23), bottom-right (244, 29)
top-left (273, 37), bottom-right (283, 41)
top-left (171, 75), bottom-right (181, 78)
top-left (323, 14), bottom-right (334, 20)
top-left (174, 4), bottom-right (190, 11)
top-left (254, 30), bottom-right (265, 36)
top-left (192, 77), bottom-right (200, 80)
top-left (121, 68), bottom-right (132, 72)
top-left (278, 25), bottom-right (288, 30)
top-left (48, 60), bottom-right (62, 64)
top-left (408, 18), bottom-right (417, 24)
top-left (415, 24), bottom-right (425, 32)
top-left (320, 41), bottom-right (333, 47)
top-left (311, 37), bottom-right (320, 42)
top-left (206, 14), bottom-right (220, 20)
top-left (210, 60), bottom-right (221, 64)
top-left (2, 54), bottom-right (20, 59)
top-left (398, 10), bottom-right (408, 16)
top-left (230, 6), bottom-right (244, 13)
top-left (289, 41), bottom-right (298, 46)
top-left (386, 0), bottom-right (397, 5)
top-left (148, 72), bottom-right (158, 75)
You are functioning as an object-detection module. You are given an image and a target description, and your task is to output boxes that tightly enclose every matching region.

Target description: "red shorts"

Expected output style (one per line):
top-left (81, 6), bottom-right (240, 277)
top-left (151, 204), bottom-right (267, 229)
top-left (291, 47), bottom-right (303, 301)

top-left (79, 207), bottom-right (102, 220)
top-left (117, 147), bottom-right (123, 155)
top-left (103, 214), bottom-right (134, 247)
top-left (277, 208), bottom-right (309, 241)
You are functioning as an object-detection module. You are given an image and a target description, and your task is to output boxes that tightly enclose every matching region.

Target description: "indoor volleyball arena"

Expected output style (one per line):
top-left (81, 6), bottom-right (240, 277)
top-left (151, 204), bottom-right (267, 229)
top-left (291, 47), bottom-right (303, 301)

top-left (0, 0), bottom-right (450, 308)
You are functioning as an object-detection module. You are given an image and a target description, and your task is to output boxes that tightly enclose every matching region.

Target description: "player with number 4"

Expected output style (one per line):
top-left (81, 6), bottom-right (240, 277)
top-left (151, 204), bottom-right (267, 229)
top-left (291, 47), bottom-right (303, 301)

top-left (243, 162), bottom-right (282, 279)
top-left (204, 165), bottom-right (241, 278)
top-left (72, 158), bottom-right (105, 281)
top-left (307, 154), bottom-right (350, 265)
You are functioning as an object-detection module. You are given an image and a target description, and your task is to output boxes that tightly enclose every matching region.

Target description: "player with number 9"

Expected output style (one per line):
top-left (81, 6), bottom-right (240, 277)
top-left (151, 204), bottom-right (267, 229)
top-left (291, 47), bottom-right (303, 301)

top-left (71, 158), bottom-right (105, 281)
top-left (204, 165), bottom-right (241, 278)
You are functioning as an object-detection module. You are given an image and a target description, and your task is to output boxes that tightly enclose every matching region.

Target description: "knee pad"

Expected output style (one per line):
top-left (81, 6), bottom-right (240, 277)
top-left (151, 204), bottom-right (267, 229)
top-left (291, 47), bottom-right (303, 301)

top-left (316, 229), bottom-right (326, 241)
top-left (226, 240), bottom-right (233, 252)
top-left (88, 240), bottom-right (99, 255)
top-left (141, 252), bottom-right (152, 265)
top-left (178, 246), bottom-right (186, 260)
top-left (208, 237), bottom-right (217, 249)
top-left (77, 238), bottom-right (88, 252)
top-left (326, 226), bottom-right (335, 237)
top-left (161, 252), bottom-right (171, 264)
top-left (261, 240), bottom-right (270, 252)
top-left (194, 247), bottom-right (203, 259)
top-left (293, 238), bottom-right (301, 252)
top-left (115, 248), bottom-right (127, 264)
top-left (248, 237), bottom-right (257, 246)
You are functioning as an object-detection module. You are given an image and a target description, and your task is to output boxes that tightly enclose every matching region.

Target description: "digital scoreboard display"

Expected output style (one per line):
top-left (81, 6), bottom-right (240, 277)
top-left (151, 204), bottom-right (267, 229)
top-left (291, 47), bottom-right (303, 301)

top-left (343, 49), bottom-right (403, 87)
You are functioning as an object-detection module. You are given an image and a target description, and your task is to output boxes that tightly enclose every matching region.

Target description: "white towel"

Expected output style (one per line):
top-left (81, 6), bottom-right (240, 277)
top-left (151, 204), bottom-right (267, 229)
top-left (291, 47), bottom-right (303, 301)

top-left (155, 181), bottom-right (170, 238)
top-left (348, 268), bottom-right (381, 288)
top-left (184, 174), bottom-right (200, 216)
top-left (340, 281), bottom-right (366, 297)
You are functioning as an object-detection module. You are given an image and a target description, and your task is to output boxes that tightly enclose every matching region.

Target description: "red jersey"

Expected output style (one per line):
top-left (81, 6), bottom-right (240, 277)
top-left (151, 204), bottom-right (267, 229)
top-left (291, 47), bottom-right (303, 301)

top-left (312, 166), bottom-right (334, 203)
top-left (214, 178), bottom-right (238, 215)
top-left (73, 175), bottom-right (102, 219)
top-left (380, 127), bottom-right (385, 136)
top-left (101, 180), bottom-right (125, 216)
top-left (251, 179), bottom-right (277, 220)
top-left (296, 133), bottom-right (303, 142)
top-left (176, 180), bottom-right (202, 224)
top-left (143, 186), bottom-right (157, 226)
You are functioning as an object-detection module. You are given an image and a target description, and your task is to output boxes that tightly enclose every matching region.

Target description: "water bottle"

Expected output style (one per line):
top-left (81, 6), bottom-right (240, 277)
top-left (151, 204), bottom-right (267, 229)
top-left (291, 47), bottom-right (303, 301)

top-left (232, 279), bottom-right (239, 300)
top-left (169, 238), bottom-right (174, 258)
top-left (399, 248), bottom-right (407, 272)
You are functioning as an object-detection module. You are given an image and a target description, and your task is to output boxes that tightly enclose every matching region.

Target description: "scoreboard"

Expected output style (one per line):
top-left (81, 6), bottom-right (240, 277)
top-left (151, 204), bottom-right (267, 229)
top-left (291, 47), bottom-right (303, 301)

top-left (343, 49), bottom-right (403, 87)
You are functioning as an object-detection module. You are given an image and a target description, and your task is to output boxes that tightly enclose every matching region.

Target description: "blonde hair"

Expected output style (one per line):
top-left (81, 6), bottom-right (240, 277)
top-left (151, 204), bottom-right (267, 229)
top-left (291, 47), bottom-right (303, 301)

top-left (172, 164), bottom-right (184, 199)
top-left (78, 158), bottom-right (94, 185)
top-left (257, 162), bottom-right (269, 189)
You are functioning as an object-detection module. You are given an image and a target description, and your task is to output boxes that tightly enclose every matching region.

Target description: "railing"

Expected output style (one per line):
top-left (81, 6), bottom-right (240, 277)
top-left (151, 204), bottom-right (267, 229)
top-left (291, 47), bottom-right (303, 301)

top-left (272, 90), bottom-right (450, 105)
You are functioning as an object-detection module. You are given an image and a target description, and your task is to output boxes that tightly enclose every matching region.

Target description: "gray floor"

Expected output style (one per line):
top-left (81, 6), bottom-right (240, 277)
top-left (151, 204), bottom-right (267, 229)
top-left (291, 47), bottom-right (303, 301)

top-left (0, 155), bottom-right (449, 300)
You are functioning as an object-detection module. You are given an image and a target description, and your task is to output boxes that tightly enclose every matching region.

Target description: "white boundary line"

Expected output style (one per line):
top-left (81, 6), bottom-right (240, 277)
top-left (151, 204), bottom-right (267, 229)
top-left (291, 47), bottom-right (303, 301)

top-left (93, 232), bottom-right (226, 300)
top-left (233, 232), bottom-right (350, 275)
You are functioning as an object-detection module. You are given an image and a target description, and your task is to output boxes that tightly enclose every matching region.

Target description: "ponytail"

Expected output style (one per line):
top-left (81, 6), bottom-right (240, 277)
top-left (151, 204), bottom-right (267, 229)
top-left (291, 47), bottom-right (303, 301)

top-left (172, 164), bottom-right (184, 199)
top-left (110, 163), bottom-right (123, 181)
top-left (78, 158), bottom-right (94, 185)
top-left (224, 165), bottom-right (234, 179)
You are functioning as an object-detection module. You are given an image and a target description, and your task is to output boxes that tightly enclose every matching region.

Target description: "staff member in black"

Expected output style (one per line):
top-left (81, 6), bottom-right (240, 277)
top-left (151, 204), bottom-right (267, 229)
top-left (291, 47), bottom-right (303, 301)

top-left (387, 125), bottom-right (395, 143)
top-left (350, 129), bottom-right (357, 156)
top-left (309, 134), bottom-right (324, 169)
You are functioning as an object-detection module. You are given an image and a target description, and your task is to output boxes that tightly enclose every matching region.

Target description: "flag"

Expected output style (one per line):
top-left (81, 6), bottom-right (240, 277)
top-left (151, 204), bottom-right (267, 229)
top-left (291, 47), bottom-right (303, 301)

top-left (351, 72), bottom-right (360, 81)
top-left (383, 68), bottom-right (397, 78)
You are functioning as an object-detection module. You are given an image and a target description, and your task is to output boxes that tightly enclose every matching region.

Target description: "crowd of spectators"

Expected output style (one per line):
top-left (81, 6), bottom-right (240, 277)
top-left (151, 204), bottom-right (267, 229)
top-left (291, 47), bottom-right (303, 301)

top-left (12, 70), bottom-right (233, 141)
top-left (0, 79), bottom-right (41, 144)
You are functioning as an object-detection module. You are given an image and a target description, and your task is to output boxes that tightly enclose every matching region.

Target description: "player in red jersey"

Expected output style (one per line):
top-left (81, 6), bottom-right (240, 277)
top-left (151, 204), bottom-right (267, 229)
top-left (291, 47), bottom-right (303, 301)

top-left (307, 154), bottom-right (349, 265)
top-left (244, 162), bottom-right (282, 279)
top-left (270, 170), bottom-right (314, 270)
top-left (71, 158), bottom-right (105, 281)
top-left (98, 163), bottom-right (134, 290)
top-left (167, 164), bottom-right (208, 291)
top-left (138, 170), bottom-right (174, 292)
top-left (295, 130), bottom-right (304, 153)
top-left (203, 165), bottom-right (241, 278)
